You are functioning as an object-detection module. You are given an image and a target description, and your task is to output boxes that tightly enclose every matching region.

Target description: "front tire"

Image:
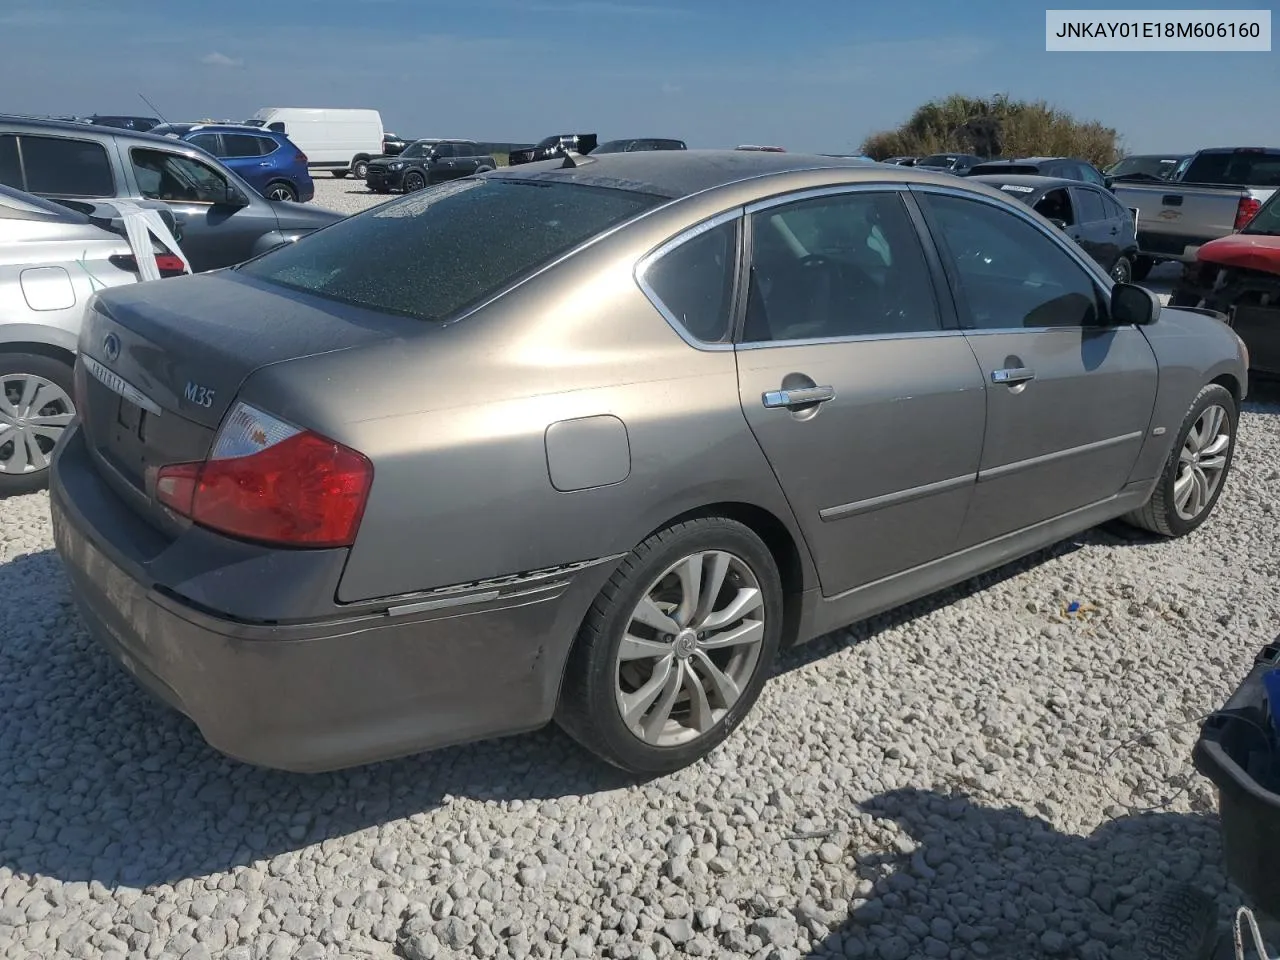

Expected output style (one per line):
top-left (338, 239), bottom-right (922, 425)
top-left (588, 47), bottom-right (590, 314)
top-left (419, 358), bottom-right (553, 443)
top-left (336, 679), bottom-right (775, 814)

top-left (1123, 383), bottom-right (1237, 537)
top-left (1110, 255), bottom-right (1133, 284)
top-left (556, 517), bottom-right (784, 776)
top-left (0, 353), bottom-right (77, 497)
top-left (351, 158), bottom-right (369, 180)
top-left (403, 171), bottom-right (426, 192)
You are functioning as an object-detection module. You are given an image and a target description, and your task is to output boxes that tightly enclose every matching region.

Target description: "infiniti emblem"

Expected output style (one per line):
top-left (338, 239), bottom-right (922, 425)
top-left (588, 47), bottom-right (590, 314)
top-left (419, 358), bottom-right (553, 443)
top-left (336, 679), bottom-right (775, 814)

top-left (103, 332), bottom-right (120, 363)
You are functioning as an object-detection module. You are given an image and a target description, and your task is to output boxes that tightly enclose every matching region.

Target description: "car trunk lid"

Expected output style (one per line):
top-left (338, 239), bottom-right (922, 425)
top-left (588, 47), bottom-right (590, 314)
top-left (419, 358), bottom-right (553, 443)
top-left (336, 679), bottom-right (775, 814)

top-left (76, 272), bottom-right (411, 529)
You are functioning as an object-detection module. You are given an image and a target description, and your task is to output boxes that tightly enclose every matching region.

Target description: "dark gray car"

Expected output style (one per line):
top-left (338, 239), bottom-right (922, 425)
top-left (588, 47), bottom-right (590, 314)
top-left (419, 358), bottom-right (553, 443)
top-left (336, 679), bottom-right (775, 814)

top-left (0, 116), bottom-right (341, 272)
top-left (50, 151), bottom-right (1248, 776)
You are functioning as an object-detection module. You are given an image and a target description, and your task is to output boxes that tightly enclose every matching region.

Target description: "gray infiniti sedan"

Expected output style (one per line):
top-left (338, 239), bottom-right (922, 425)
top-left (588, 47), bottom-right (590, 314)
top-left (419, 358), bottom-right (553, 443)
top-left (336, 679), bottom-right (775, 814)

top-left (50, 150), bottom-right (1248, 776)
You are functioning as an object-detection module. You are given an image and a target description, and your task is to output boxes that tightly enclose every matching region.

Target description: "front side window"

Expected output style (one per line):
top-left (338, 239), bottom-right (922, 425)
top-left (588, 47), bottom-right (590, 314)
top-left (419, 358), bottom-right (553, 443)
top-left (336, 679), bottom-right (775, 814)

top-left (188, 133), bottom-right (222, 156)
top-left (743, 190), bottom-right (941, 342)
top-left (1032, 188), bottom-right (1074, 225)
top-left (130, 148), bottom-right (229, 204)
top-left (238, 178), bottom-right (663, 323)
top-left (0, 135), bottom-right (20, 189)
top-left (19, 135), bottom-right (114, 197)
top-left (1078, 164), bottom-right (1107, 186)
top-left (433, 143), bottom-right (456, 159)
top-left (922, 193), bottom-right (1104, 330)
top-left (641, 219), bottom-right (737, 343)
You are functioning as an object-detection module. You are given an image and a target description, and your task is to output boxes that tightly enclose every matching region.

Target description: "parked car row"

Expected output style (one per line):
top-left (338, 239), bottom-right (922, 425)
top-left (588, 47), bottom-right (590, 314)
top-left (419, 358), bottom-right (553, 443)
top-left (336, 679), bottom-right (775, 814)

top-left (45, 150), bottom-right (1247, 777)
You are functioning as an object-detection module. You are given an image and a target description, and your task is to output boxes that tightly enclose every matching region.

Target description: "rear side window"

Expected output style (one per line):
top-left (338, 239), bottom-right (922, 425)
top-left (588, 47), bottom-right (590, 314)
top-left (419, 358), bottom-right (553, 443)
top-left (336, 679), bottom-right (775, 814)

top-left (20, 135), bottom-right (115, 197)
top-left (223, 134), bottom-right (266, 158)
top-left (256, 136), bottom-right (280, 156)
top-left (0, 135), bottom-right (20, 188)
top-left (1074, 188), bottom-right (1107, 222)
top-left (640, 219), bottom-right (738, 343)
top-left (1183, 151), bottom-right (1280, 187)
top-left (239, 178), bottom-right (664, 323)
top-left (434, 143), bottom-right (455, 159)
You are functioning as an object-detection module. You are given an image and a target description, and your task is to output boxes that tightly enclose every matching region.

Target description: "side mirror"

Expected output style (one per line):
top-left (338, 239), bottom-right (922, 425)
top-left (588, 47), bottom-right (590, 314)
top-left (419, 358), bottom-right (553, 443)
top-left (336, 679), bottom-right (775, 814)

top-left (223, 183), bottom-right (250, 207)
top-left (1111, 281), bottom-right (1160, 325)
top-left (1104, 176), bottom-right (1115, 190)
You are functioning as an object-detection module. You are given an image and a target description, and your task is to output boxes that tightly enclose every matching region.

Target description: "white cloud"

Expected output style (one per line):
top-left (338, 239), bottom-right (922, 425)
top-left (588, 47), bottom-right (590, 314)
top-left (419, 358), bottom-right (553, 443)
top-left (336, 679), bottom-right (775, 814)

top-left (200, 51), bottom-right (243, 68)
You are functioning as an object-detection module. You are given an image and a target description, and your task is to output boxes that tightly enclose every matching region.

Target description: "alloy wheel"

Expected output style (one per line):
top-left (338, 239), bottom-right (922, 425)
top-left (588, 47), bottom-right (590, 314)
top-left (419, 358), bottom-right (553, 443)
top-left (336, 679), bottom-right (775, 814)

top-left (0, 374), bottom-right (75, 475)
top-left (615, 550), bottom-right (766, 746)
top-left (1111, 257), bottom-right (1132, 283)
top-left (1174, 403), bottom-right (1231, 521)
top-left (267, 184), bottom-right (295, 202)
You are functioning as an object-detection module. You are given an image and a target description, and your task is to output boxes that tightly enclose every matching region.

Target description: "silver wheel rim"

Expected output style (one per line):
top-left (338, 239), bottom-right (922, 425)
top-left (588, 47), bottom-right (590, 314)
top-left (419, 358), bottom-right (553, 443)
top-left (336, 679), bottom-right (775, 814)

top-left (268, 185), bottom-right (293, 201)
top-left (615, 550), bottom-right (766, 747)
top-left (1174, 403), bottom-right (1231, 521)
top-left (0, 374), bottom-right (75, 476)
top-left (1111, 259), bottom-right (1130, 282)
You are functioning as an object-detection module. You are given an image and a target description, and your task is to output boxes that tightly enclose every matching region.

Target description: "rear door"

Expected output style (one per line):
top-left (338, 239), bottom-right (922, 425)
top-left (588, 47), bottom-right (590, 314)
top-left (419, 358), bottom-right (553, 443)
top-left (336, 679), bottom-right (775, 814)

top-left (219, 132), bottom-right (275, 193)
top-left (124, 145), bottom-right (267, 271)
top-left (914, 188), bottom-right (1158, 546)
top-left (731, 185), bottom-right (987, 598)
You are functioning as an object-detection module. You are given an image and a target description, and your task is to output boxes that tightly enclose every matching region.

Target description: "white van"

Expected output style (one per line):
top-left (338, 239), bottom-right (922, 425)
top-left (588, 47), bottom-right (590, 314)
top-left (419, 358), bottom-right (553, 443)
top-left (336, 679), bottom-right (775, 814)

top-left (247, 108), bottom-right (384, 179)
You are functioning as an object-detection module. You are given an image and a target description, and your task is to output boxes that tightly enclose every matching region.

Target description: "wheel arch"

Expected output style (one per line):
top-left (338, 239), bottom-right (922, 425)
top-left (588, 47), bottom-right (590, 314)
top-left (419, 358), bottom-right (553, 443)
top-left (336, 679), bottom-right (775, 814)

top-left (633, 500), bottom-right (813, 649)
top-left (0, 331), bottom-right (78, 366)
top-left (1211, 371), bottom-right (1243, 407)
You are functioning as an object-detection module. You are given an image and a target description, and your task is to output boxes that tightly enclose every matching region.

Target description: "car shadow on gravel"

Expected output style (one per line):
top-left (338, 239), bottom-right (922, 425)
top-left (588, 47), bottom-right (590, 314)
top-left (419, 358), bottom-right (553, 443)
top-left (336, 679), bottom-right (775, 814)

top-left (804, 787), bottom-right (1235, 960)
top-left (0, 549), bottom-right (639, 889)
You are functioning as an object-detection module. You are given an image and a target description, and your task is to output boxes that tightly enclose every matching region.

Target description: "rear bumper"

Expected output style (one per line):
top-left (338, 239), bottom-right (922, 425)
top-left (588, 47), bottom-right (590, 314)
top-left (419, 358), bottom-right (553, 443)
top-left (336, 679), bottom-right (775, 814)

top-left (49, 423), bottom-right (615, 772)
top-left (296, 178), bottom-right (315, 203)
top-left (1136, 229), bottom-right (1222, 262)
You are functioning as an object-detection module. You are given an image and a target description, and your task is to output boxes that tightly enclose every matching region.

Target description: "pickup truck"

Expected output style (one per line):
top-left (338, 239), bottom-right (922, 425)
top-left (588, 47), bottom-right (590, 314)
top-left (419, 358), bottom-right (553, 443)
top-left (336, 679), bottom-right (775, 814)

top-left (1112, 147), bottom-right (1280, 280)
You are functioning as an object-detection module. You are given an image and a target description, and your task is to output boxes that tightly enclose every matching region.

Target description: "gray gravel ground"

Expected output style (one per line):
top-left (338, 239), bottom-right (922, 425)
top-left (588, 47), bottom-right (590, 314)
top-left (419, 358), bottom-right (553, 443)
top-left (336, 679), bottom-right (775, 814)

top-left (0, 176), bottom-right (1268, 959)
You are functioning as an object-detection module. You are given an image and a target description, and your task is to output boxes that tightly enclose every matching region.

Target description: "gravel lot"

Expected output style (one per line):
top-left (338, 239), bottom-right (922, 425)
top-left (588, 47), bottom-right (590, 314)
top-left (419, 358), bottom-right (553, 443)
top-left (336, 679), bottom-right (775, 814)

top-left (0, 176), bottom-right (1267, 960)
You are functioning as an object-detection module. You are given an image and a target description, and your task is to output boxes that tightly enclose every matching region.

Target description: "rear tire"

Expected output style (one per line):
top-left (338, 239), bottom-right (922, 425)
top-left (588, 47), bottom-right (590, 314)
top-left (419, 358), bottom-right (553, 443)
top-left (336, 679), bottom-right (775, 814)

top-left (1132, 255), bottom-right (1155, 281)
top-left (555, 517), bottom-right (783, 776)
top-left (475, 165), bottom-right (494, 175)
top-left (264, 181), bottom-right (297, 202)
top-left (1123, 383), bottom-right (1237, 537)
top-left (0, 352), bottom-right (77, 497)
top-left (351, 158), bottom-right (369, 180)
top-left (332, 170), bottom-right (348, 179)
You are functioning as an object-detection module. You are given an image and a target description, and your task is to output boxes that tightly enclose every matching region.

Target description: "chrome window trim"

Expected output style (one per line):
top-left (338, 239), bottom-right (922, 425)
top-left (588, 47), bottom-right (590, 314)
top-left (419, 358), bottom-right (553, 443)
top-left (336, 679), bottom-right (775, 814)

top-left (743, 180), bottom-right (910, 215)
top-left (634, 207), bottom-right (742, 352)
top-left (737, 329), bottom-right (967, 351)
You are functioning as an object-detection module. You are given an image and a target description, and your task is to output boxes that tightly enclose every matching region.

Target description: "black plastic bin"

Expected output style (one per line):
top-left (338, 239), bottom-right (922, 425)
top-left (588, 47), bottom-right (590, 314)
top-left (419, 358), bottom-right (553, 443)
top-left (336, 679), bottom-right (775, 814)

top-left (1193, 640), bottom-right (1280, 919)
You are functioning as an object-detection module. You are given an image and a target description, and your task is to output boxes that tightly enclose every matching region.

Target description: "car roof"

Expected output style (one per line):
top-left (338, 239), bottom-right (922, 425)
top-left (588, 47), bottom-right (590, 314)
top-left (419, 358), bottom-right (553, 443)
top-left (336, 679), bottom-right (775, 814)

top-left (485, 148), bottom-right (879, 199)
top-left (968, 174), bottom-right (1085, 190)
top-left (0, 114), bottom-right (185, 147)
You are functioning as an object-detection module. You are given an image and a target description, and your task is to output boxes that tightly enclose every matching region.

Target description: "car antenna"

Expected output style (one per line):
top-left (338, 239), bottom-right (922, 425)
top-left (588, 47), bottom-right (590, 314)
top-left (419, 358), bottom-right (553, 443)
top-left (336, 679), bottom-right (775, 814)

top-left (138, 92), bottom-right (169, 125)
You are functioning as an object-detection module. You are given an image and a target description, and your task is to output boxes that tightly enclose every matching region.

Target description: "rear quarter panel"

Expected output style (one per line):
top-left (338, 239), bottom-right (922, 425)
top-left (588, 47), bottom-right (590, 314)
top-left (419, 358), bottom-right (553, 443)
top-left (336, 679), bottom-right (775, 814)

top-left (236, 203), bottom-right (819, 604)
top-left (1127, 307), bottom-right (1248, 483)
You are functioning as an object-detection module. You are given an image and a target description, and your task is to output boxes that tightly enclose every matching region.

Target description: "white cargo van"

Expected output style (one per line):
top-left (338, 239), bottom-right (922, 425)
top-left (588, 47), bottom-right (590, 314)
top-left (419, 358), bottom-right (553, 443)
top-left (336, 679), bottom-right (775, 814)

top-left (247, 107), bottom-right (384, 179)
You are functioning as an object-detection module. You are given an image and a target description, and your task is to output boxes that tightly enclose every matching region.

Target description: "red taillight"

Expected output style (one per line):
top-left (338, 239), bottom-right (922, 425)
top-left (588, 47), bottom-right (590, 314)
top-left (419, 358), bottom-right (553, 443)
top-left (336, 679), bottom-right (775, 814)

top-left (1235, 196), bottom-right (1262, 230)
top-left (156, 402), bottom-right (373, 548)
top-left (155, 253), bottom-right (187, 273)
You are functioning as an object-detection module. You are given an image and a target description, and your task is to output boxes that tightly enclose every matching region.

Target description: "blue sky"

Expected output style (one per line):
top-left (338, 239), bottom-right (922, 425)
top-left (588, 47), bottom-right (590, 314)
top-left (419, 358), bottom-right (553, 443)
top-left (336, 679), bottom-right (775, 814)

top-left (0, 0), bottom-right (1275, 154)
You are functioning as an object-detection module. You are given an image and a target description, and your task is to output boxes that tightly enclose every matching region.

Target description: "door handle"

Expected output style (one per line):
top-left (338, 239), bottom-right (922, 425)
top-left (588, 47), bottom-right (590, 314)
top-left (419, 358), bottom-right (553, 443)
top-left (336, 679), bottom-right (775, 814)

top-left (991, 367), bottom-right (1035, 385)
top-left (762, 385), bottom-right (835, 409)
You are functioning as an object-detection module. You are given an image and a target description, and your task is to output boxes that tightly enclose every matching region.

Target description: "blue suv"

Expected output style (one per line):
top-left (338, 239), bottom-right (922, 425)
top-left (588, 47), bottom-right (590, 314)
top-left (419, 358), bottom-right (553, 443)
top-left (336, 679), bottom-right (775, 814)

top-left (147, 123), bottom-right (314, 202)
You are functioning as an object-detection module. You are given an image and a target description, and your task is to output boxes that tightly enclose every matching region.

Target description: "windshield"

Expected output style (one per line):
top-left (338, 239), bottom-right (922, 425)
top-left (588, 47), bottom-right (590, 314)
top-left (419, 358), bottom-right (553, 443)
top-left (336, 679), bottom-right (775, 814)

top-left (400, 142), bottom-right (432, 159)
top-left (237, 178), bottom-right (664, 322)
top-left (1243, 193), bottom-right (1280, 235)
top-left (1106, 156), bottom-right (1181, 180)
top-left (918, 155), bottom-right (957, 167)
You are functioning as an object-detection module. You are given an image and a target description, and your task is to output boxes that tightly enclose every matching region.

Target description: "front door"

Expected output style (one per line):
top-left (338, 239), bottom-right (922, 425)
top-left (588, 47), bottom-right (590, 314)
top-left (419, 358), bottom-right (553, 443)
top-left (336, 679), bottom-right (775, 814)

top-left (733, 187), bottom-right (988, 598)
top-left (126, 146), bottom-right (262, 272)
top-left (914, 189), bottom-right (1159, 547)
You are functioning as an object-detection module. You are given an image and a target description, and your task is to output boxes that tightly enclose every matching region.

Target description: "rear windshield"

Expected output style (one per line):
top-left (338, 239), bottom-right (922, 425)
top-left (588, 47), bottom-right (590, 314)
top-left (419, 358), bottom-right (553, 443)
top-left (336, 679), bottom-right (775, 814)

top-left (237, 178), bottom-right (664, 322)
top-left (1182, 151), bottom-right (1280, 187)
top-left (970, 163), bottom-right (1038, 176)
